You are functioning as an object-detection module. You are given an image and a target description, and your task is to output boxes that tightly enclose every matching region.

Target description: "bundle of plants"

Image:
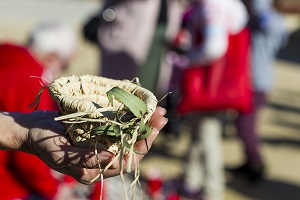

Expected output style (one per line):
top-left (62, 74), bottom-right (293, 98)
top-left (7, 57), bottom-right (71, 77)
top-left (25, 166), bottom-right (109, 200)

top-left (33, 75), bottom-right (158, 198)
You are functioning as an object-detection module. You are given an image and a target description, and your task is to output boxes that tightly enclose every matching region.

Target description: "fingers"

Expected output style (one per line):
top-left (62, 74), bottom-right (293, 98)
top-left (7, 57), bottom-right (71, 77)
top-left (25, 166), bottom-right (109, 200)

top-left (74, 168), bottom-right (122, 184)
top-left (55, 128), bottom-right (165, 183)
top-left (150, 106), bottom-right (168, 131)
top-left (55, 167), bottom-right (103, 185)
top-left (52, 106), bottom-right (168, 183)
top-left (65, 147), bottom-right (114, 169)
top-left (151, 106), bottom-right (166, 119)
top-left (74, 122), bottom-right (165, 180)
top-left (134, 127), bottom-right (160, 155)
top-left (150, 116), bottom-right (168, 132)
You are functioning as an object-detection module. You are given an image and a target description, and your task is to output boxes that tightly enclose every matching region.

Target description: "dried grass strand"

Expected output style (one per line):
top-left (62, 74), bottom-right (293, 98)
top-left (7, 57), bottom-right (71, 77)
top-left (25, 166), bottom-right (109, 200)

top-left (46, 75), bottom-right (158, 199)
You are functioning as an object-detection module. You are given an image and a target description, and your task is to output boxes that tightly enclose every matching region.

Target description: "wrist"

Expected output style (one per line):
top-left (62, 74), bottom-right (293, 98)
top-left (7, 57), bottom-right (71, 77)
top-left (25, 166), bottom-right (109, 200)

top-left (0, 112), bottom-right (31, 153)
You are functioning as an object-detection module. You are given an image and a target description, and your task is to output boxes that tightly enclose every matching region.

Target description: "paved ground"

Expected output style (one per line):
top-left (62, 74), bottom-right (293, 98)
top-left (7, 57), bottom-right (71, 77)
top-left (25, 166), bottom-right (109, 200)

top-left (141, 59), bottom-right (300, 200)
top-left (1, 1), bottom-right (300, 199)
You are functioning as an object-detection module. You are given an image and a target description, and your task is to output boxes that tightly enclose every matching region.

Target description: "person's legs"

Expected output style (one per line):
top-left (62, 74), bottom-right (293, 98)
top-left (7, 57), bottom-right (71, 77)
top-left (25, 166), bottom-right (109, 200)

top-left (234, 91), bottom-right (267, 179)
top-left (183, 114), bottom-right (204, 196)
top-left (236, 92), bottom-right (266, 165)
top-left (201, 116), bottom-right (224, 200)
top-left (182, 114), bottom-right (224, 200)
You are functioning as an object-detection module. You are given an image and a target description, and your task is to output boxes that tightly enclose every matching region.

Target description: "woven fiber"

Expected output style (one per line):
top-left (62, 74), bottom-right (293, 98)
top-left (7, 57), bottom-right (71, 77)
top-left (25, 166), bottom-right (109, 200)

top-left (48, 75), bottom-right (157, 153)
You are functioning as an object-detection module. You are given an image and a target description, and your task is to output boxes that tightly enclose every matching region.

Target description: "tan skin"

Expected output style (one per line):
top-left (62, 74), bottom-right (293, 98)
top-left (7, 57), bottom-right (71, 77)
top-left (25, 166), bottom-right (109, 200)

top-left (0, 107), bottom-right (167, 184)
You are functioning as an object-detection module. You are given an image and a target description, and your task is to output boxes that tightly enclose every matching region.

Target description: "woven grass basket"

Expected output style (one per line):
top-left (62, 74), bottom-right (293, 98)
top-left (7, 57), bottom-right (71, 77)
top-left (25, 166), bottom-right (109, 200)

top-left (48, 75), bottom-right (158, 154)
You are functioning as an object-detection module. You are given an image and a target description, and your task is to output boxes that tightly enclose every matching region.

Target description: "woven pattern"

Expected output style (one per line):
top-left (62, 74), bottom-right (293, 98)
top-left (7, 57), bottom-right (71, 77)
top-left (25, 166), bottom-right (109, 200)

top-left (48, 75), bottom-right (157, 152)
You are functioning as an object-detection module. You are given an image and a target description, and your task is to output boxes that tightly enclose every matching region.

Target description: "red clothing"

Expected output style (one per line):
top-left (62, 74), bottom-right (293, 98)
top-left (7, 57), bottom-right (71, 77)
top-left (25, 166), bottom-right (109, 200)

top-left (0, 43), bottom-right (59, 199)
top-left (0, 43), bottom-right (103, 200)
top-left (0, 43), bottom-right (57, 112)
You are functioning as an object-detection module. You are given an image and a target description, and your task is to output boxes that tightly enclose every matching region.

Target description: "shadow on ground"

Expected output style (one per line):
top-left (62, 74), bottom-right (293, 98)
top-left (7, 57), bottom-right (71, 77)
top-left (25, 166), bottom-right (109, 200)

top-left (267, 101), bottom-right (300, 131)
top-left (263, 136), bottom-right (300, 148)
top-left (278, 27), bottom-right (300, 65)
top-left (227, 175), bottom-right (300, 200)
top-left (268, 101), bottom-right (300, 115)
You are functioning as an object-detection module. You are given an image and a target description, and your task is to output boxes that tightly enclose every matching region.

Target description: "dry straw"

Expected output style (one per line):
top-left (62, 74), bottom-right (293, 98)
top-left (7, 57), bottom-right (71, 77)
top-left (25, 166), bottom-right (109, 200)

top-left (33, 75), bottom-right (158, 198)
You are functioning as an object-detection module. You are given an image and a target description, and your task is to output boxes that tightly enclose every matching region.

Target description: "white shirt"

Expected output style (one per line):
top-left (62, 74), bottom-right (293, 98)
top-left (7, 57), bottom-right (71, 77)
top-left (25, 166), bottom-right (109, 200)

top-left (185, 0), bottom-right (248, 65)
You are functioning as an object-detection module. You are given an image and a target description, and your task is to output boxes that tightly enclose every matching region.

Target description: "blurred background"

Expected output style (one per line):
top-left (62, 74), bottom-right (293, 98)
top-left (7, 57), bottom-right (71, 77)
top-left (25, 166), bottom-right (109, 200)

top-left (1, 0), bottom-right (300, 199)
top-left (0, 0), bottom-right (101, 76)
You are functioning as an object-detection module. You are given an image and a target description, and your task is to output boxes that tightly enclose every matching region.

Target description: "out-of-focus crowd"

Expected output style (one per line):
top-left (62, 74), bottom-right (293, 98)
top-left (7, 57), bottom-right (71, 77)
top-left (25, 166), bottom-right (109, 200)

top-left (0, 0), bottom-right (291, 200)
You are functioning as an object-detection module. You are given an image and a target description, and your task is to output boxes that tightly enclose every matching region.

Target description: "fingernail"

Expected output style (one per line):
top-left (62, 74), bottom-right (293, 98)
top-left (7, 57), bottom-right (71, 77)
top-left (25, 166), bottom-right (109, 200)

top-left (163, 118), bottom-right (169, 125)
top-left (162, 108), bottom-right (167, 115)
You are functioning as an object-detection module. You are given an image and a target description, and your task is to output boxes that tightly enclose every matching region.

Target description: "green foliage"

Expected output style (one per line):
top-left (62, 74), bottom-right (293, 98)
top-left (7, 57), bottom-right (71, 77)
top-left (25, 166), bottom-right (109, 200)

top-left (91, 87), bottom-right (151, 152)
top-left (107, 87), bottom-right (147, 117)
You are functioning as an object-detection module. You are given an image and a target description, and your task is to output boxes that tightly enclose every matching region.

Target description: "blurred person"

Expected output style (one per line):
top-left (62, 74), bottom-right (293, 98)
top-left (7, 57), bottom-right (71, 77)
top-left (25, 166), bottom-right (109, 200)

top-left (82, 0), bottom-right (183, 141)
top-left (0, 21), bottom-right (79, 200)
top-left (229, 0), bottom-right (288, 181)
top-left (137, 0), bottom-right (183, 95)
top-left (83, 0), bottom-right (160, 80)
top-left (83, 0), bottom-right (182, 95)
top-left (165, 0), bottom-right (249, 199)
top-left (0, 21), bottom-right (77, 112)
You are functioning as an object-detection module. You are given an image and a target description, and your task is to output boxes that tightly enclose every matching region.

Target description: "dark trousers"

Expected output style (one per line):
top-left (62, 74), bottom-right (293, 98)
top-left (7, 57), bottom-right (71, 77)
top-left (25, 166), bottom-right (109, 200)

top-left (236, 91), bottom-right (267, 165)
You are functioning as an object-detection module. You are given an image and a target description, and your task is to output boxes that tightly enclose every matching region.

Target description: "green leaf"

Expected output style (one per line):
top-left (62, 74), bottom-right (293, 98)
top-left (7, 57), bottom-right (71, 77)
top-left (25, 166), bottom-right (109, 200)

top-left (106, 87), bottom-right (147, 117)
top-left (91, 125), bottom-right (121, 137)
top-left (107, 91), bottom-right (114, 107)
top-left (137, 124), bottom-right (153, 141)
top-left (136, 117), bottom-right (153, 140)
top-left (139, 117), bottom-right (146, 133)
